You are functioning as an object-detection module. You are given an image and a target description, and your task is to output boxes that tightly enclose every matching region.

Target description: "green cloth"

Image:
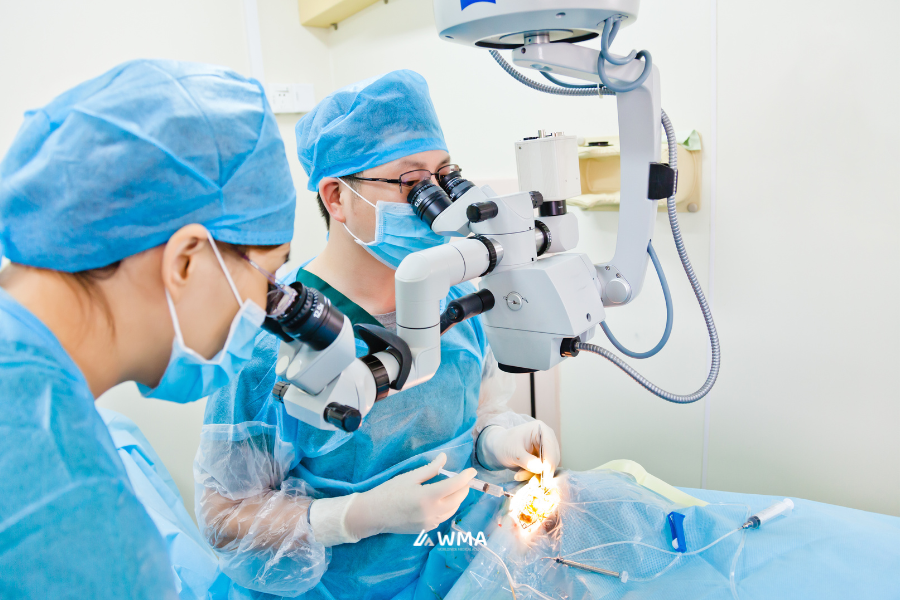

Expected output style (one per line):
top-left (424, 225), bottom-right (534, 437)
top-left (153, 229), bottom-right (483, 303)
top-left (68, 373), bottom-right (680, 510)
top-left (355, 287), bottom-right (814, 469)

top-left (678, 129), bottom-right (702, 151)
top-left (294, 268), bottom-right (382, 338)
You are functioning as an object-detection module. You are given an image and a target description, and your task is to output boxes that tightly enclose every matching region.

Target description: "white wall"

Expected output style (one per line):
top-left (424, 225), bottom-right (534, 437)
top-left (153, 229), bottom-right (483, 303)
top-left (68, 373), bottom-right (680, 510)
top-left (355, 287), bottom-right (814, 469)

top-left (1, 0), bottom-right (897, 518)
top-left (709, 1), bottom-right (899, 516)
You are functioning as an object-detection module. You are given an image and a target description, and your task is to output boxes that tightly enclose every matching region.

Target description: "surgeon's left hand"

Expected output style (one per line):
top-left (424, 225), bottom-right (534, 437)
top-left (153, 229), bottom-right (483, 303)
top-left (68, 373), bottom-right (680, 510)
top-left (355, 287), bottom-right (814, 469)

top-left (476, 421), bottom-right (561, 482)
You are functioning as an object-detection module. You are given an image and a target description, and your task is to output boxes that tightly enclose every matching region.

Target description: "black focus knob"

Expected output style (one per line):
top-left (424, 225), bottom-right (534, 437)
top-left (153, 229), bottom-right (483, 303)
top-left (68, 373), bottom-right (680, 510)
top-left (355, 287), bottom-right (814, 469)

top-left (559, 336), bottom-right (581, 358)
top-left (324, 402), bottom-right (362, 432)
top-left (467, 201), bottom-right (499, 223)
top-left (539, 200), bottom-right (567, 217)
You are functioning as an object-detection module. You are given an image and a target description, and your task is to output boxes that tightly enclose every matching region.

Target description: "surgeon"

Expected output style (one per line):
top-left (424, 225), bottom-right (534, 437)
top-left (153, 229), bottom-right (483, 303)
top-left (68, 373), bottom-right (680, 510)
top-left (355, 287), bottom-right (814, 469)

top-left (0, 60), bottom-right (296, 599)
top-left (194, 70), bottom-right (563, 600)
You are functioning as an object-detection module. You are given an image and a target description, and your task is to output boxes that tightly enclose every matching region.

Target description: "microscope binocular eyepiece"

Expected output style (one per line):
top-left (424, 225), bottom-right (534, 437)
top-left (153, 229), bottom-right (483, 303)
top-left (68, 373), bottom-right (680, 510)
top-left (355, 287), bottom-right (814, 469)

top-left (406, 169), bottom-right (480, 227)
top-left (263, 281), bottom-right (344, 351)
top-left (407, 179), bottom-right (452, 227)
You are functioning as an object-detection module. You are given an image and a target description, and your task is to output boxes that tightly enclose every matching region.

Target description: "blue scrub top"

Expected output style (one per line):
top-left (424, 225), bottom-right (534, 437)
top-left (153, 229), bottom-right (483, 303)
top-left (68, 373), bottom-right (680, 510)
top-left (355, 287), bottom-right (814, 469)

top-left (0, 288), bottom-right (178, 600)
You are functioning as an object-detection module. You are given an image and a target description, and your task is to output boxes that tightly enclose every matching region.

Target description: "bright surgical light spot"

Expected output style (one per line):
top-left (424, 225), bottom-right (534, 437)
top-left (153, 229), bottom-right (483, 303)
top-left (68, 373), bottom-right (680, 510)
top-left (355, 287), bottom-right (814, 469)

top-left (510, 475), bottom-right (560, 534)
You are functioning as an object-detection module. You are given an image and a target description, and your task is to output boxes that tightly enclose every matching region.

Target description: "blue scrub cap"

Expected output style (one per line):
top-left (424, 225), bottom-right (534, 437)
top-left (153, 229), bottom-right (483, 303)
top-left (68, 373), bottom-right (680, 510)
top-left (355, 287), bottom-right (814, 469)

top-left (0, 59), bottom-right (296, 272)
top-left (295, 70), bottom-right (447, 192)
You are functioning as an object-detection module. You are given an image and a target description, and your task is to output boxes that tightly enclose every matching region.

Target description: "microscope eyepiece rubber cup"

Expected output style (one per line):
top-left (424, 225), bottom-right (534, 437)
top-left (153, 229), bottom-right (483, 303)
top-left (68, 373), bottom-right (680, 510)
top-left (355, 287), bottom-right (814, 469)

top-left (439, 171), bottom-right (475, 202)
top-left (407, 180), bottom-right (453, 227)
top-left (264, 282), bottom-right (344, 350)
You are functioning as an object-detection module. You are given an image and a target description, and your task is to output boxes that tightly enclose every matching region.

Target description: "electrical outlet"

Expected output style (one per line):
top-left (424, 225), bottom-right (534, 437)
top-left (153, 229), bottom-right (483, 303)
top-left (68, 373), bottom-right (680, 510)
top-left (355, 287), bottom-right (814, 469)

top-left (265, 83), bottom-right (315, 114)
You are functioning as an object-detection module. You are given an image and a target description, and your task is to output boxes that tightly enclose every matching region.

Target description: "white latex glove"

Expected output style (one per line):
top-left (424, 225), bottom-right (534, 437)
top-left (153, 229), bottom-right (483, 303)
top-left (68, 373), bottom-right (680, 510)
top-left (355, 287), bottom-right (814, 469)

top-left (334, 453), bottom-right (475, 540)
top-left (477, 421), bottom-right (561, 482)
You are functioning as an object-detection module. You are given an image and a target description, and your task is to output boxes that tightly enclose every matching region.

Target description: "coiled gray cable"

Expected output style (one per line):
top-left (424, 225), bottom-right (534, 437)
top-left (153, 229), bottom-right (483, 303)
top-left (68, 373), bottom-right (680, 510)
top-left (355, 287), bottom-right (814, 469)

top-left (490, 50), bottom-right (720, 403)
top-left (489, 50), bottom-right (615, 96)
top-left (578, 111), bottom-right (719, 403)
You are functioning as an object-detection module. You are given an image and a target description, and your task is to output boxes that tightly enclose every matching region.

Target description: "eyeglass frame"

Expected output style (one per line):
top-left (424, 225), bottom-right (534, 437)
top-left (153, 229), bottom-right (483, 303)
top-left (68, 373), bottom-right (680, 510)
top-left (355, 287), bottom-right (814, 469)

top-left (241, 254), bottom-right (298, 317)
top-left (342, 164), bottom-right (462, 194)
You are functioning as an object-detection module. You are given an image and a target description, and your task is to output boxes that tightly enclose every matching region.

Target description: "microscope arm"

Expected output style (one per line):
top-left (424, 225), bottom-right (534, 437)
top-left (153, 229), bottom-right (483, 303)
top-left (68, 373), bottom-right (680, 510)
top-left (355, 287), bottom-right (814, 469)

top-left (394, 237), bottom-right (494, 387)
top-left (514, 42), bottom-right (662, 306)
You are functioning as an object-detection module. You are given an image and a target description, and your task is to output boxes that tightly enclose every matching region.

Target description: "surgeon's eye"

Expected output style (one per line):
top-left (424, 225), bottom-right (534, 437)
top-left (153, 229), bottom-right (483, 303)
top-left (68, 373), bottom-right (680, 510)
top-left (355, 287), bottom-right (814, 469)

top-left (399, 170), bottom-right (434, 188)
top-left (436, 164), bottom-right (461, 179)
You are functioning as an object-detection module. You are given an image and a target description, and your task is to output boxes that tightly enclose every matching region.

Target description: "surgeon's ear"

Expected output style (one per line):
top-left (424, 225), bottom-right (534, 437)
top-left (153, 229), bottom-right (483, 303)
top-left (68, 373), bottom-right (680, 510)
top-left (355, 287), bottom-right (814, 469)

top-left (160, 224), bottom-right (212, 303)
top-left (319, 178), bottom-right (348, 224)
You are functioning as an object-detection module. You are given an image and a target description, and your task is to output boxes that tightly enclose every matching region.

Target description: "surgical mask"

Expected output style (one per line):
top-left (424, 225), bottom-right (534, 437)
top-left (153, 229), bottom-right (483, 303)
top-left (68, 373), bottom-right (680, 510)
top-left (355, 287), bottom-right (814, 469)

top-left (340, 179), bottom-right (448, 269)
top-left (139, 231), bottom-right (266, 403)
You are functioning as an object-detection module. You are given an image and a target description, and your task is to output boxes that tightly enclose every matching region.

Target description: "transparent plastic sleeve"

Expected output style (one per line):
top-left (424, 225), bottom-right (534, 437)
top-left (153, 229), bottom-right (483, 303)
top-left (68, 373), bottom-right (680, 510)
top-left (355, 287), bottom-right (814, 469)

top-left (194, 422), bottom-right (330, 596)
top-left (446, 470), bottom-right (751, 600)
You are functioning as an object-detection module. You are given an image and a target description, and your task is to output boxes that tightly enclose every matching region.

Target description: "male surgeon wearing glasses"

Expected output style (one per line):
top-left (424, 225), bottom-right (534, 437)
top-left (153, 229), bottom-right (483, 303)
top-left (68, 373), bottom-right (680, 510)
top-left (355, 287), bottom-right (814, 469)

top-left (193, 70), bottom-right (562, 600)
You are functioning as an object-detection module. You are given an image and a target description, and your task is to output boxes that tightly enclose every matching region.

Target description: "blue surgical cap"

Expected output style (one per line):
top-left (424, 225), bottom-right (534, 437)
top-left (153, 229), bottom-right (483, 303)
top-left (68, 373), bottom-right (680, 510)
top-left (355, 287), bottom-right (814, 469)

top-left (0, 59), bottom-right (296, 272)
top-left (295, 70), bottom-right (447, 192)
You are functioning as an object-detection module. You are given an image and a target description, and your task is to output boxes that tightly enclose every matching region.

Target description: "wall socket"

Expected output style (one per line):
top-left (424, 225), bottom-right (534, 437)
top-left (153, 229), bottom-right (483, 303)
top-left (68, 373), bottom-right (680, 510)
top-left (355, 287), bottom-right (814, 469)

top-left (265, 83), bottom-right (315, 114)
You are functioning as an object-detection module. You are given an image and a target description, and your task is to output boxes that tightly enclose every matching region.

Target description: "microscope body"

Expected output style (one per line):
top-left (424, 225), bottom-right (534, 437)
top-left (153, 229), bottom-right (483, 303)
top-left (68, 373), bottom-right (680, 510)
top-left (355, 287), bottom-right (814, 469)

top-left (427, 140), bottom-right (605, 372)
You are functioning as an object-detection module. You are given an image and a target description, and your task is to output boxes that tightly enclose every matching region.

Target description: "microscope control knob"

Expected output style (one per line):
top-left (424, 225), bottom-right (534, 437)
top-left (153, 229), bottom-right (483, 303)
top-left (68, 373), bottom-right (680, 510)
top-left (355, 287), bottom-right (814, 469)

top-left (606, 279), bottom-right (630, 304)
top-left (467, 201), bottom-right (499, 223)
top-left (275, 354), bottom-right (291, 377)
top-left (271, 380), bottom-right (289, 401)
top-left (505, 292), bottom-right (525, 311)
top-left (324, 403), bottom-right (362, 432)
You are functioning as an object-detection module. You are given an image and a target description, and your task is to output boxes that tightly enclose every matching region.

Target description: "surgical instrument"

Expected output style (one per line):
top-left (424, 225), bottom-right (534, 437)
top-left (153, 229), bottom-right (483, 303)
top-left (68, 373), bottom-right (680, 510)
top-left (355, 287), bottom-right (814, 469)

top-left (538, 428), bottom-right (550, 487)
top-left (544, 557), bottom-right (629, 583)
top-left (439, 468), bottom-right (513, 498)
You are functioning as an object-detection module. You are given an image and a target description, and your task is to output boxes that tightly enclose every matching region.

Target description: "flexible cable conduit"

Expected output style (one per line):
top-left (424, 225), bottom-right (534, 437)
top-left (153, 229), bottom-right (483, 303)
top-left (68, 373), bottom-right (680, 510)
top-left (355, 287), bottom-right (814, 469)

top-left (489, 51), bottom-right (720, 403)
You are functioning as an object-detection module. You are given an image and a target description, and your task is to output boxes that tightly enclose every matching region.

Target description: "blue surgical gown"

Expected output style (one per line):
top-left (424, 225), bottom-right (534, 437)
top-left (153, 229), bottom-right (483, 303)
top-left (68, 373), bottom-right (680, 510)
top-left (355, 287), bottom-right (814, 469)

top-left (100, 408), bottom-right (231, 600)
top-left (195, 268), bottom-right (518, 600)
top-left (0, 288), bottom-right (178, 599)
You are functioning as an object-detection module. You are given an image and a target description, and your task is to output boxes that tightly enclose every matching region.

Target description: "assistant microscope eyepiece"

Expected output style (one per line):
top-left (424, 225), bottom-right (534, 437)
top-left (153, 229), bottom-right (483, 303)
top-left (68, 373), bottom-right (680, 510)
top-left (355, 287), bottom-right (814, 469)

top-left (263, 282), bottom-right (344, 351)
top-left (407, 180), bottom-right (453, 228)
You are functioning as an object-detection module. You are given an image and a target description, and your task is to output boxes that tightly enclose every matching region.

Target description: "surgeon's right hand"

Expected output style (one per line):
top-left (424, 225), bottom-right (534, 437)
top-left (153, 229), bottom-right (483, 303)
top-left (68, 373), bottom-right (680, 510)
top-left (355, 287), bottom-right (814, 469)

top-left (309, 453), bottom-right (475, 545)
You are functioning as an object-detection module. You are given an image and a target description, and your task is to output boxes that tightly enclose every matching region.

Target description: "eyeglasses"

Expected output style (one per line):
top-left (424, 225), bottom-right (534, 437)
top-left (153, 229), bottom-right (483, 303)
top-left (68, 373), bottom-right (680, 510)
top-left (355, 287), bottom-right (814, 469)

top-left (344, 164), bottom-right (462, 193)
top-left (241, 254), bottom-right (297, 317)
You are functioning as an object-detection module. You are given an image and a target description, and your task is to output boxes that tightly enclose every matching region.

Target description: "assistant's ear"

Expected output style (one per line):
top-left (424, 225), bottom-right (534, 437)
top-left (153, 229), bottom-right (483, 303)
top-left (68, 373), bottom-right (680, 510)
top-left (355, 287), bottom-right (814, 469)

top-left (160, 224), bottom-right (212, 303)
top-left (319, 178), bottom-right (349, 225)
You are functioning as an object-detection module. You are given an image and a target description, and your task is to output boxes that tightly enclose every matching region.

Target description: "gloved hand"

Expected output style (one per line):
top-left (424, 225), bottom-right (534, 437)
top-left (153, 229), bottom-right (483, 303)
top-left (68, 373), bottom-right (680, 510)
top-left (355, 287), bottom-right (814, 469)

top-left (338, 453), bottom-right (475, 540)
top-left (476, 421), bottom-right (561, 482)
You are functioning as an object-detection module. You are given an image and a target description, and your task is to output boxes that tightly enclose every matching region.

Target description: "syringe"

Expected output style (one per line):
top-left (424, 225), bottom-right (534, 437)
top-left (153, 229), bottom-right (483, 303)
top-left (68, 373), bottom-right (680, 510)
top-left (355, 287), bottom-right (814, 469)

top-left (439, 468), bottom-right (513, 498)
top-left (741, 498), bottom-right (794, 529)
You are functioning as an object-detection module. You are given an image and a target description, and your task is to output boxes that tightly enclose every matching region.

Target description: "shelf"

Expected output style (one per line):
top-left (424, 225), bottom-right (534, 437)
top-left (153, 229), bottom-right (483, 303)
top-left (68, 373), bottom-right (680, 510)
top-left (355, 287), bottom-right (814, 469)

top-left (299, 0), bottom-right (381, 28)
top-left (570, 132), bottom-right (702, 213)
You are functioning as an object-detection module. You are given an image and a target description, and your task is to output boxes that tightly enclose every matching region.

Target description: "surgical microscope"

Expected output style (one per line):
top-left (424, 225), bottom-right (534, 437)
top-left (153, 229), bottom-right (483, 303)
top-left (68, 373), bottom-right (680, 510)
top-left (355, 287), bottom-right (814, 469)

top-left (263, 0), bottom-right (720, 432)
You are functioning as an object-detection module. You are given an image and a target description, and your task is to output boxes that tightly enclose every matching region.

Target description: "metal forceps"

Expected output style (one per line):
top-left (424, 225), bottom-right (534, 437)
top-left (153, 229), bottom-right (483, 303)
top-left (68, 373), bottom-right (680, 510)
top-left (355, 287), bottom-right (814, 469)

top-left (537, 427), bottom-right (547, 488)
